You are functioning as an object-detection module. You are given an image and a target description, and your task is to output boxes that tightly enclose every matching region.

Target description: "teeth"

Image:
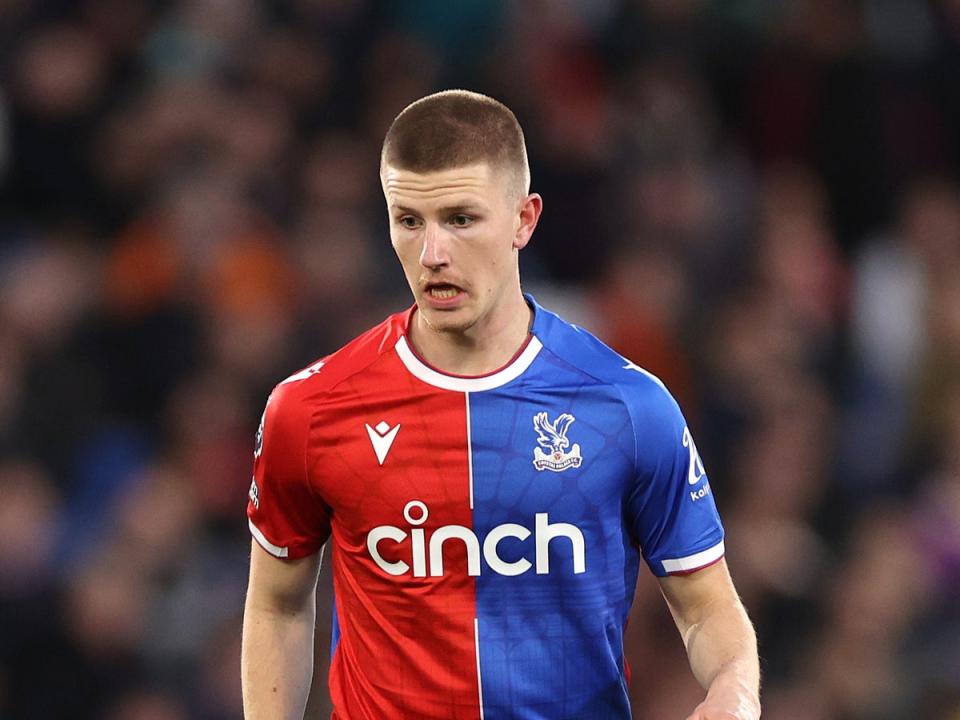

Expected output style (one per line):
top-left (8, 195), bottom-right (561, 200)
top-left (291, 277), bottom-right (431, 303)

top-left (429, 287), bottom-right (459, 299)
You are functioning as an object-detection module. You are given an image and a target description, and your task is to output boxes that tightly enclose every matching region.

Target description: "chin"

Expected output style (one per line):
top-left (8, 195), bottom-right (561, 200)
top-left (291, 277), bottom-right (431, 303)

top-left (419, 306), bottom-right (477, 335)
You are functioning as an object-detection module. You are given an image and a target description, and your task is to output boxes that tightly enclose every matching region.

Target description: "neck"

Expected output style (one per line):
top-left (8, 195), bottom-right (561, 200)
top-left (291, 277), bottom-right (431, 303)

top-left (408, 291), bottom-right (533, 376)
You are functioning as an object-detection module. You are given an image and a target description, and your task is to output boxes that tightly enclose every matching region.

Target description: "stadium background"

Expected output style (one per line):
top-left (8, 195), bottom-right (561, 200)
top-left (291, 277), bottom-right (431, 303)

top-left (1, 1), bottom-right (959, 718)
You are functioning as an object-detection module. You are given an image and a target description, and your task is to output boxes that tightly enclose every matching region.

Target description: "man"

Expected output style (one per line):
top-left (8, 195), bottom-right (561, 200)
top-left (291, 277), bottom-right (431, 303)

top-left (242, 89), bottom-right (760, 720)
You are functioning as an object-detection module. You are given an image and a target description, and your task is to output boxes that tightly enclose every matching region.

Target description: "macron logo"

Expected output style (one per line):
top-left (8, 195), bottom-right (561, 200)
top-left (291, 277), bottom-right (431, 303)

top-left (366, 421), bottom-right (400, 465)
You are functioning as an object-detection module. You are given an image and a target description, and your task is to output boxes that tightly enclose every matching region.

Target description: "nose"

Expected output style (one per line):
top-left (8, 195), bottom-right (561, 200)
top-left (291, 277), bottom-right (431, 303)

top-left (419, 222), bottom-right (449, 269)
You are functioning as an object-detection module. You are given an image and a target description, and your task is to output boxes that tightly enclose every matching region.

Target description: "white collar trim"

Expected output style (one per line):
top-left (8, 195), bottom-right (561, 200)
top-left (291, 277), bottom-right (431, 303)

top-left (394, 335), bottom-right (543, 392)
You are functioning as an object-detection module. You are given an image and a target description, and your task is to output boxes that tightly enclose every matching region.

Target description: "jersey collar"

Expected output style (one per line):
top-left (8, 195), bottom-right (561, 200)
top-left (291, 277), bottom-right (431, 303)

top-left (394, 294), bottom-right (544, 392)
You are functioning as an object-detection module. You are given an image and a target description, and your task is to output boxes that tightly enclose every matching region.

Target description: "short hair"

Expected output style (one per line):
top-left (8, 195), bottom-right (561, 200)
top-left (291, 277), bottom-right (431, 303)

top-left (381, 89), bottom-right (530, 195)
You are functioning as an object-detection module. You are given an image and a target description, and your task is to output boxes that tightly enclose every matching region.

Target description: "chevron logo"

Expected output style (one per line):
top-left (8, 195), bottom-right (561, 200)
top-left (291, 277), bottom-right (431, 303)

top-left (365, 421), bottom-right (401, 465)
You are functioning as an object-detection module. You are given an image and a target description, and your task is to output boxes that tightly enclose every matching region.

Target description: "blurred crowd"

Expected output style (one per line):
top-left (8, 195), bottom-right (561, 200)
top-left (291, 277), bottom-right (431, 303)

top-left (0, 1), bottom-right (958, 718)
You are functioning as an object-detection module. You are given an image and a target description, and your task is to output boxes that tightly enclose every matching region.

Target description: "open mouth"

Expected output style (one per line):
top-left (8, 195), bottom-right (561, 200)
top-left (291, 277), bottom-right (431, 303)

top-left (425, 283), bottom-right (463, 300)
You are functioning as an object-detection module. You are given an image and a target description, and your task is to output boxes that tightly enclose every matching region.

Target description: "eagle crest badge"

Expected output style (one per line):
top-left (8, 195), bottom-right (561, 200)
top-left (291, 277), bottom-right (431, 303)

top-left (533, 412), bottom-right (583, 472)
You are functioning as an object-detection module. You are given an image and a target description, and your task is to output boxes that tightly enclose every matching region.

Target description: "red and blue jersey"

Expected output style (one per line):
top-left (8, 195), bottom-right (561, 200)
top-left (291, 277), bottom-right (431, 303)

top-left (247, 296), bottom-right (724, 719)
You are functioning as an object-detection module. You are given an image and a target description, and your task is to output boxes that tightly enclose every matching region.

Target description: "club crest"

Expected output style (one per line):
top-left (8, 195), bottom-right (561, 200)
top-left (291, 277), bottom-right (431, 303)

top-left (533, 411), bottom-right (583, 472)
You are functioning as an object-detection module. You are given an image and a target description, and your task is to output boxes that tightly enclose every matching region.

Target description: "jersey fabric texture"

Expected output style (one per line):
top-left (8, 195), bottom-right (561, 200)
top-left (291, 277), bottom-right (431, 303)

top-left (247, 295), bottom-right (725, 720)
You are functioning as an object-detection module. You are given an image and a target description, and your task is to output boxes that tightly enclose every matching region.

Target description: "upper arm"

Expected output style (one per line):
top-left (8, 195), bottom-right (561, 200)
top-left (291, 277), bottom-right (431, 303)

top-left (247, 384), bottom-right (331, 560)
top-left (246, 539), bottom-right (323, 614)
top-left (657, 558), bottom-right (740, 635)
top-left (623, 377), bottom-right (725, 576)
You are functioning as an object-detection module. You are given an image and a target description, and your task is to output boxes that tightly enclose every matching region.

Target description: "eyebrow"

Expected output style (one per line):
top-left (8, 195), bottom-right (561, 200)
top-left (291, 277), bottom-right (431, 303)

top-left (391, 203), bottom-right (485, 215)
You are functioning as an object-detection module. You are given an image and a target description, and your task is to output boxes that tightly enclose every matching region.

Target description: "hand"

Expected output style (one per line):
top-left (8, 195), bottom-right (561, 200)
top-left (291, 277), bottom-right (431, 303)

top-left (685, 697), bottom-right (759, 720)
top-left (685, 704), bottom-right (737, 720)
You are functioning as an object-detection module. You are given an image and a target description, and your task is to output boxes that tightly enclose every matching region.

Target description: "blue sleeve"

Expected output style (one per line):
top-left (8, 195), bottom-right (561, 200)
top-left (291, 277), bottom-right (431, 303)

top-left (623, 378), bottom-right (725, 576)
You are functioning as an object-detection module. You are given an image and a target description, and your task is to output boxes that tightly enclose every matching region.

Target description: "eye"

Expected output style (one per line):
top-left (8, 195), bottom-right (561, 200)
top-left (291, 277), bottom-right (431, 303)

top-left (397, 215), bottom-right (421, 229)
top-left (450, 214), bottom-right (474, 228)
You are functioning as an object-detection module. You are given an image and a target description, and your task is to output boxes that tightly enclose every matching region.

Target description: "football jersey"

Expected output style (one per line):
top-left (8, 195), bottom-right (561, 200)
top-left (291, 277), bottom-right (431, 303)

top-left (247, 295), bottom-right (724, 720)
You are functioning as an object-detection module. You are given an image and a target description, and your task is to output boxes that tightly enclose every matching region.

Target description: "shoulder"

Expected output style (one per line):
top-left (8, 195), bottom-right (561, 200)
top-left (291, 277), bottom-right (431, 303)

top-left (267, 309), bottom-right (407, 412)
top-left (530, 296), bottom-right (687, 472)
top-left (531, 297), bottom-right (678, 415)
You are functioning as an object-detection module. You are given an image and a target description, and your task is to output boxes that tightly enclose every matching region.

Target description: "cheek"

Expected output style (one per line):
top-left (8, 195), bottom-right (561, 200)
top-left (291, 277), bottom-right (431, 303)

top-left (391, 236), bottom-right (418, 266)
top-left (475, 242), bottom-right (511, 291)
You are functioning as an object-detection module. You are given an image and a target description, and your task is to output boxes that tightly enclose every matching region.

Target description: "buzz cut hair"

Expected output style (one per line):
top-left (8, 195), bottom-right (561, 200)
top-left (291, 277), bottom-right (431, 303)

top-left (380, 89), bottom-right (531, 196)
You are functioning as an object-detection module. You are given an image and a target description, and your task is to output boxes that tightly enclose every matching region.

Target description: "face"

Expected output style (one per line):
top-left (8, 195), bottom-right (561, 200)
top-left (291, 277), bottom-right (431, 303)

top-left (382, 162), bottom-right (541, 337)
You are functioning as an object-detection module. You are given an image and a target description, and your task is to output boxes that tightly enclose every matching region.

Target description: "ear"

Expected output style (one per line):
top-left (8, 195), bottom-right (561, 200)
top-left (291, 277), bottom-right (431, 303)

top-left (514, 193), bottom-right (543, 250)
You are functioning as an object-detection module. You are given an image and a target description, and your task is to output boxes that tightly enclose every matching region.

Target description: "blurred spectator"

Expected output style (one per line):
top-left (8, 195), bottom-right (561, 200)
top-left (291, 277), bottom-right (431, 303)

top-left (0, 460), bottom-right (61, 599)
top-left (843, 178), bottom-right (960, 495)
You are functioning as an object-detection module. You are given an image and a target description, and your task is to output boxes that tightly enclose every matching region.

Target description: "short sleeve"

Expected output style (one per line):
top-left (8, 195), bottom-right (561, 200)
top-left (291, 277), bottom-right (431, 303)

top-left (624, 380), bottom-right (724, 577)
top-left (246, 383), bottom-right (331, 559)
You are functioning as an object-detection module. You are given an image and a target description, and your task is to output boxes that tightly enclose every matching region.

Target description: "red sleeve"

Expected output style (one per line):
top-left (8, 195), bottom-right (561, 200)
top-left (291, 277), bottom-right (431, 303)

top-left (246, 381), bottom-right (330, 559)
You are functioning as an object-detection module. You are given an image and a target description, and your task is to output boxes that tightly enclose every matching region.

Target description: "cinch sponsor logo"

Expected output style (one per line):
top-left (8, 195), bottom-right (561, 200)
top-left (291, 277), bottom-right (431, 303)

top-left (366, 501), bottom-right (587, 578)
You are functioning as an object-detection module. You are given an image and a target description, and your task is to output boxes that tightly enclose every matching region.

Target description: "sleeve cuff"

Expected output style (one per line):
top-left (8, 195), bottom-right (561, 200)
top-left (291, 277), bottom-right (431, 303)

top-left (249, 519), bottom-right (290, 558)
top-left (661, 540), bottom-right (724, 575)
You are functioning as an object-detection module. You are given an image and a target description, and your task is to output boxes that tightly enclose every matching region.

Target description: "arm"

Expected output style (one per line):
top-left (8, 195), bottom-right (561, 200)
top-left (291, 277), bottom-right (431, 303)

top-left (658, 559), bottom-right (761, 720)
top-left (242, 540), bottom-right (324, 720)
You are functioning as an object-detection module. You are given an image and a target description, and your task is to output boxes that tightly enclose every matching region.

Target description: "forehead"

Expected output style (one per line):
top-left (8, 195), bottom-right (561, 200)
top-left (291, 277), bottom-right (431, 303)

top-left (381, 163), bottom-right (503, 206)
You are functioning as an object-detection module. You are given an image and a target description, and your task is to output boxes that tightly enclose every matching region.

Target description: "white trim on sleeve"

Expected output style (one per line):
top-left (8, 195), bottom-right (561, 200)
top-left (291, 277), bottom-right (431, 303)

top-left (249, 519), bottom-right (290, 558)
top-left (661, 540), bottom-right (724, 574)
